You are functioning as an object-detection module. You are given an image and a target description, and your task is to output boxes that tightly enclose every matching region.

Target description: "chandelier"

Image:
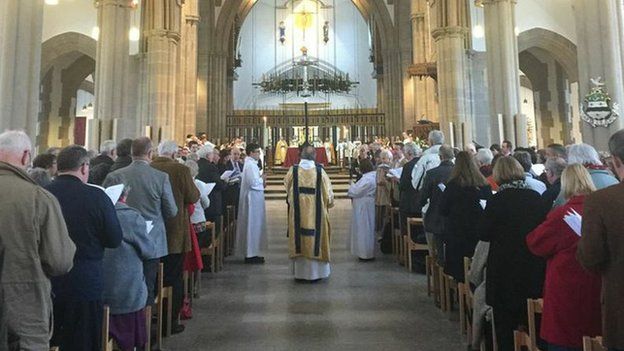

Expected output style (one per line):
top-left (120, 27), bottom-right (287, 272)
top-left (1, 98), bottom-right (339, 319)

top-left (254, 47), bottom-right (358, 97)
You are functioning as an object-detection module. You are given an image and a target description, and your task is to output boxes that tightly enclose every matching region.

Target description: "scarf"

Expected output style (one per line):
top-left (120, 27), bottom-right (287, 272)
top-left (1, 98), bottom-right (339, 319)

top-left (497, 179), bottom-right (530, 192)
top-left (584, 163), bottom-right (609, 171)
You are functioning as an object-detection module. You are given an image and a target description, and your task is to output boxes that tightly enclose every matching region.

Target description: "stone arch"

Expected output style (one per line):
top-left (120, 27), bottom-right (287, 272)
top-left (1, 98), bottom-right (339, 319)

top-left (41, 32), bottom-right (96, 76)
top-left (39, 32), bottom-right (97, 149)
top-left (518, 27), bottom-right (578, 83)
top-left (518, 28), bottom-right (580, 146)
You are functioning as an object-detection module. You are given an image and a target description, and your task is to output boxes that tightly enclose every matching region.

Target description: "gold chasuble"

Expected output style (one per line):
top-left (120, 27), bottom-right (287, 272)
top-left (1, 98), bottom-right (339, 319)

top-left (284, 163), bottom-right (334, 262)
top-left (275, 140), bottom-right (289, 165)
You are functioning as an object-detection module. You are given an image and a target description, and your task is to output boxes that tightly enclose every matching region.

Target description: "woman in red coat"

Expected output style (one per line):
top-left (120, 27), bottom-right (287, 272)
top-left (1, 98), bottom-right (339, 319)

top-left (527, 164), bottom-right (602, 350)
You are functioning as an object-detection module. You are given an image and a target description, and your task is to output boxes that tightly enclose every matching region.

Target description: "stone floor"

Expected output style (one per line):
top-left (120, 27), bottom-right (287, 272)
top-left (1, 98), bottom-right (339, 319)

top-left (165, 199), bottom-right (466, 351)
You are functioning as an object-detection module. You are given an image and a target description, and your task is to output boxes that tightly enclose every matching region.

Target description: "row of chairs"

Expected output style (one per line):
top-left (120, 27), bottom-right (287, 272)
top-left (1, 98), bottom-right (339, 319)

top-left (387, 208), bottom-right (606, 351)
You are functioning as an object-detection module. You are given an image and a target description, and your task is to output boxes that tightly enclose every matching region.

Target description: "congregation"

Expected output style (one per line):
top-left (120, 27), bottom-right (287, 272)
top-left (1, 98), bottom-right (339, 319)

top-left (1, 127), bottom-right (624, 351)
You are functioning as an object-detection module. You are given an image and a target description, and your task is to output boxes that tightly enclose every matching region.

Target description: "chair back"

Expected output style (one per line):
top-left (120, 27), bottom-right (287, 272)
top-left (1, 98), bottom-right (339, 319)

top-left (582, 336), bottom-right (606, 351)
top-left (527, 298), bottom-right (543, 350)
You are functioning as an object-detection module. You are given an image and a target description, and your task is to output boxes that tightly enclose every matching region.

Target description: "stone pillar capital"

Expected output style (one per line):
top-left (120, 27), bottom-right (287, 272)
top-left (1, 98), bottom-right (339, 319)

top-left (431, 26), bottom-right (468, 41)
top-left (481, 0), bottom-right (517, 5)
top-left (94, 0), bottom-right (133, 9)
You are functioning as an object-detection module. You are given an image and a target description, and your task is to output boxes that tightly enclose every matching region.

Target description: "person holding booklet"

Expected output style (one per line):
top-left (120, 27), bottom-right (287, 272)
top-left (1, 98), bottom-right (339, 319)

top-left (439, 151), bottom-right (491, 283)
top-left (526, 164), bottom-right (602, 350)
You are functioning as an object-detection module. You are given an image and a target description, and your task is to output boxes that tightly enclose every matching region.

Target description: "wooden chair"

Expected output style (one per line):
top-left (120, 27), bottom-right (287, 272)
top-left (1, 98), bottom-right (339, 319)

top-left (199, 221), bottom-right (219, 273)
top-left (582, 336), bottom-right (606, 351)
top-left (102, 305), bottom-right (113, 351)
top-left (50, 347), bottom-right (60, 351)
top-left (512, 298), bottom-right (543, 351)
top-left (155, 263), bottom-right (173, 349)
top-left (514, 330), bottom-right (533, 351)
top-left (440, 272), bottom-right (458, 314)
top-left (225, 205), bottom-right (237, 255)
top-left (527, 298), bottom-right (543, 350)
top-left (425, 255), bottom-right (434, 297)
top-left (461, 257), bottom-right (475, 341)
top-left (144, 305), bottom-right (152, 351)
top-left (390, 207), bottom-right (401, 262)
top-left (404, 217), bottom-right (428, 272)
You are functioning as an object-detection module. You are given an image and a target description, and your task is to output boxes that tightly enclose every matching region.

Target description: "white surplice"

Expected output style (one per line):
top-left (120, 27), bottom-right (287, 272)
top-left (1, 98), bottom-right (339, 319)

top-left (347, 171), bottom-right (377, 259)
top-left (291, 159), bottom-right (332, 280)
top-left (236, 157), bottom-right (268, 258)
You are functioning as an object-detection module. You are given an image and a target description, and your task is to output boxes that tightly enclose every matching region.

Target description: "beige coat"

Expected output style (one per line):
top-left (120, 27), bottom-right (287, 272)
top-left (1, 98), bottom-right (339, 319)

top-left (578, 182), bottom-right (624, 349)
top-left (151, 157), bottom-right (200, 254)
top-left (0, 161), bottom-right (75, 349)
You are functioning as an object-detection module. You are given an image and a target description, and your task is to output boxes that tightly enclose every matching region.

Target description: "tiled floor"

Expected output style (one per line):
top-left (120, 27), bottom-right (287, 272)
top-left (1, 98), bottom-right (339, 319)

top-left (165, 199), bottom-right (465, 350)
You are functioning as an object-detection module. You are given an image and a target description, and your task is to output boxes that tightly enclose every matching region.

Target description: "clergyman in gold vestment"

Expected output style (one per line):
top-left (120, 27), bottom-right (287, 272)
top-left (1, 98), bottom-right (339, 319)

top-left (284, 145), bottom-right (334, 281)
top-left (274, 136), bottom-right (288, 165)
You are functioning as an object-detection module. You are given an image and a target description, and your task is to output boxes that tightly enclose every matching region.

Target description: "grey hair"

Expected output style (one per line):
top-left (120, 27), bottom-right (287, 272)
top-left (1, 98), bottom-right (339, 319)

top-left (567, 143), bottom-right (602, 166)
top-left (197, 144), bottom-right (214, 159)
top-left (403, 142), bottom-right (420, 157)
top-left (380, 149), bottom-right (393, 161)
top-left (27, 167), bottom-right (52, 187)
top-left (545, 157), bottom-right (567, 177)
top-left (475, 148), bottom-right (494, 166)
top-left (428, 130), bottom-right (445, 145)
top-left (185, 159), bottom-right (199, 178)
top-left (99, 140), bottom-right (116, 154)
top-left (0, 130), bottom-right (32, 155)
top-left (158, 140), bottom-right (178, 156)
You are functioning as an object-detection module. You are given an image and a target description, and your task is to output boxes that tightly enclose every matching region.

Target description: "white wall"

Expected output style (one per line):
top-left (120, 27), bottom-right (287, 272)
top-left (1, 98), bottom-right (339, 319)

top-left (470, 0), bottom-right (576, 52)
top-left (234, 0), bottom-right (376, 109)
top-left (42, 0), bottom-right (140, 54)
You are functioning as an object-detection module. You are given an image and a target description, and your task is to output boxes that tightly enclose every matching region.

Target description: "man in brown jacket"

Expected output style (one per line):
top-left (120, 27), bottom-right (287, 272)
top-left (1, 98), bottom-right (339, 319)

top-left (0, 130), bottom-right (76, 350)
top-left (578, 129), bottom-right (624, 351)
top-left (151, 140), bottom-right (199, 333)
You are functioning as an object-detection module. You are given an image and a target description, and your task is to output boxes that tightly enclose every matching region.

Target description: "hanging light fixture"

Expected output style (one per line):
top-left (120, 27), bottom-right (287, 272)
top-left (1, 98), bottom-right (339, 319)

top-left (87, 102), bottom-right (93, 110)
top-left (91, 26), bottom-right (100, 40)
top-left (129, 27), bottom-right (140, 41)
top-left (82, 105), bottom-right (88, 113)
top-left (45, 0), bottom-right (59, 5)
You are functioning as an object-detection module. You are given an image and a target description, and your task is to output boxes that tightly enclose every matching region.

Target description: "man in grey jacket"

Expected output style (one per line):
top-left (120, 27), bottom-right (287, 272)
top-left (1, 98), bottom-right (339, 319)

top-left (0, 130), bottom-right (76, 350)
top-left (103, 137), bottom-right (177, 306)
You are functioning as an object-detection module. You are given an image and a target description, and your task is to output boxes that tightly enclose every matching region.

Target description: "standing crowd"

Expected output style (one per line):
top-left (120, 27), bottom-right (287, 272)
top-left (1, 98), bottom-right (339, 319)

top-left (1, 127), bottom-right (624, 351)
top-left (344, 130), bottom-right (624, 351)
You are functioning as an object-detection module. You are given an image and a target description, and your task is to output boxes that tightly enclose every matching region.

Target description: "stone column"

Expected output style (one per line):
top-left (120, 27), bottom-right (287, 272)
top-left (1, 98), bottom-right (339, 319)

top-left (206, 52), bottom-right (228, 140)
top-left (175, 0), bottom-right (200, 143)
top-left (482, 0), bottom-right (523, 146)
top-left (411, 0), bottom-right (438, 123)
top-left (0, 0), bottom-right (43, 138)
top-left (93, 0), bottom-right (132, 148)
top-left (574, 0), bottom-right (624, 151)
top-left (141, 0), bottom-right (182, 142)
top-left (432, 0), bottom-right (472, 147)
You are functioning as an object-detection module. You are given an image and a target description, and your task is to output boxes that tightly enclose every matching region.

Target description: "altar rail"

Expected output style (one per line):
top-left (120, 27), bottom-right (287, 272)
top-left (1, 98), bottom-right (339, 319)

top-left (226, 109), bottom-right (385, 128)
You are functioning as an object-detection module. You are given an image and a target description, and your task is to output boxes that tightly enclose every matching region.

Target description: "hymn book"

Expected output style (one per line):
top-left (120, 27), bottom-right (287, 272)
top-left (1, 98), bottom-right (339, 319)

top-left (88, 183), bottom-right (124, 204)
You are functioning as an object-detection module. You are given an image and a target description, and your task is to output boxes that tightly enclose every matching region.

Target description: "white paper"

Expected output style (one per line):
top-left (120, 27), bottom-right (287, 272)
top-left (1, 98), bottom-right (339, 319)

top-left (145, 220), bottom-right (154, 234)
top-left (204, 182), bottom-right (216, 196)
top-left (89, 183), bottom-right (124, 204)
top-left (438, 183), bottom-right (446, 192)
top-left (104, 184), bottom-right (124, 204)
top-left (220, 170), bottom-right (234, 181)
top-left (563, 209), bottom-right (582, 237)
top-left (479, 199), bottom-right (487, 209)
top-left (388, 167), bottom-right (403, 179)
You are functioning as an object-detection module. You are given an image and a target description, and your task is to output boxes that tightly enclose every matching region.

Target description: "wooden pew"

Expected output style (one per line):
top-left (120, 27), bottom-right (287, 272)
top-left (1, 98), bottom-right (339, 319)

top-left (513, 298), bottom-right (543, 351)
top-left (199, 221), bottom-right (219, 273)
top-left (155, 263), bottom-right (173, 349)
top-left (459, 257), bottom-right (474, 338)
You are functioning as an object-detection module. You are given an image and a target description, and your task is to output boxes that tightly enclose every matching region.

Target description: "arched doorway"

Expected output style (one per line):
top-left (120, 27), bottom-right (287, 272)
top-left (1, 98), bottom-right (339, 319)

top-left (39, 32), bottom-right (96, 150)
top-left (518, 28), bottom-right (581, 147)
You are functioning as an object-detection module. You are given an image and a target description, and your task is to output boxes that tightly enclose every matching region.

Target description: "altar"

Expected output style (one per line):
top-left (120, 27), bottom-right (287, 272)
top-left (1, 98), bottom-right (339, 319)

top-left (282, 147), bottom-right (328, 167)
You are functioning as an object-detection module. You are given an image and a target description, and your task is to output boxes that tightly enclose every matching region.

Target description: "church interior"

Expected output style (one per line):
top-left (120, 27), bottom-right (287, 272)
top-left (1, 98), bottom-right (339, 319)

top-left (1, 0), bottom-right (624, 350)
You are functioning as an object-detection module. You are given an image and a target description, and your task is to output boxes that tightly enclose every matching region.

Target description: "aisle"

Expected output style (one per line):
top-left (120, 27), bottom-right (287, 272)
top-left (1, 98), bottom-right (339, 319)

top-left (165, 200), bottom-right (465, 351)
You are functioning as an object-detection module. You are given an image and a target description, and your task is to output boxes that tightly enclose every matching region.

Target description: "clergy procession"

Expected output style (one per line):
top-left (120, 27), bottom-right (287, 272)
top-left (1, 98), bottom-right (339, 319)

top-left (1, 127), bottom-right (624, 351)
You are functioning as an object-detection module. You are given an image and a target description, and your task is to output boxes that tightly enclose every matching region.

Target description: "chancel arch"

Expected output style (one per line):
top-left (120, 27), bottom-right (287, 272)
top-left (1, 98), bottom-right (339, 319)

top-left (201, 0), bottom-right (404, 141)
